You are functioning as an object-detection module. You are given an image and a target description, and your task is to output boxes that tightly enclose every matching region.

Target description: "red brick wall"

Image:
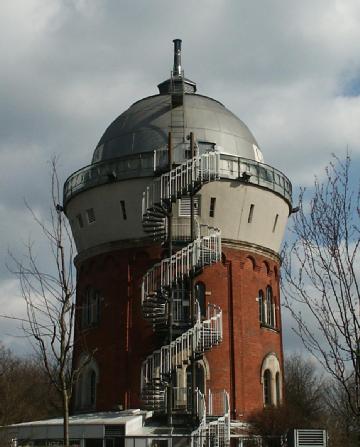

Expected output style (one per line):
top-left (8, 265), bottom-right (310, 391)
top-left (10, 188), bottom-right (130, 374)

top-left (72, 244), bottom-right (163, 411)
top-left (198, 246), bottom-right (283, 420)
top-left (72, 244), bottom-right (283, 420)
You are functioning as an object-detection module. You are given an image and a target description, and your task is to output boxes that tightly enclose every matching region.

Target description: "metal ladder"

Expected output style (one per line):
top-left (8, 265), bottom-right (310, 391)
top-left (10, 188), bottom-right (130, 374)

top-left (170, 70), bottom-right (186, 162)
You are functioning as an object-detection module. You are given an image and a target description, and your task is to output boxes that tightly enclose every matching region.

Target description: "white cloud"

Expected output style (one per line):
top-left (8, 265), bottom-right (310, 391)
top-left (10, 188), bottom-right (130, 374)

top-left (1, 0), bottom-right (360, 355)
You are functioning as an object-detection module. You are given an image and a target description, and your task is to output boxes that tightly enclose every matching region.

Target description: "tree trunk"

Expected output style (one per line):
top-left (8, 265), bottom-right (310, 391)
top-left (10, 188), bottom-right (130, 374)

top-left (62, 390), bottom-right (69, 447)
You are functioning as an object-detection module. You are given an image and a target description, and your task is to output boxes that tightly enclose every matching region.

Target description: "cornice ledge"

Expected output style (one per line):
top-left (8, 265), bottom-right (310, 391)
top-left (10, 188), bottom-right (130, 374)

top-left (221, 239), bottom-right (281, 263)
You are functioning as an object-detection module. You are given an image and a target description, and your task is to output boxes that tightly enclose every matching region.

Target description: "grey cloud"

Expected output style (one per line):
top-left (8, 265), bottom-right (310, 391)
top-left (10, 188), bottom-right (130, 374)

top-left (1, 0), bottom-right (360, 353)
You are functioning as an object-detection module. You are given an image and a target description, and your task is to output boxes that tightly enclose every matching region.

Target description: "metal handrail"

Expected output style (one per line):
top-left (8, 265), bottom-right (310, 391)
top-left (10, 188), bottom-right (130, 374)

top-left (63, 151), bottom-right (292, 206)
top-left (141, 303), bottom-right (223, 386)
top-left (141, 229), bottom-right (221, 307)
top-left (140, 148), bottom-right (230, 445)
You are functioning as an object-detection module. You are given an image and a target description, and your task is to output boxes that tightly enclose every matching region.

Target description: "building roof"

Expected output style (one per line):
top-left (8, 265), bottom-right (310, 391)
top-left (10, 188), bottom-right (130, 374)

top-left (3, 411), bottom-right (151, 441)
top-left (92, 92), bottom-right (263, 164)
top-left (6, 410), bottom-right (146, 428)
top-left (91, 38), bottom-right (264, 165)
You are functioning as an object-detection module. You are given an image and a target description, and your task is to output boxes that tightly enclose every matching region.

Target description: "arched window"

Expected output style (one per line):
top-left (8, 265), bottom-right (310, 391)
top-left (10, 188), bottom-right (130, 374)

top-left (244, 256), bottom-right (256, 271)
top-left (263, 369), bottom-right (272, 406)
top-left (262, 261), bottom-right (270, 275)
top-left (275, 372), bottom-right (281, 406)
top-left (195, 282), bottom-right (206, 318)
top-left (90, 370), bottom-right (97, 406)
top-left (266, 286), bottom-right (275, 327)
top-left (261, 353), bottom-right (282, 407)
top-left (258, 290), bottom-right (264, 323)
top-left (75, 356), bottom-right (99, 411)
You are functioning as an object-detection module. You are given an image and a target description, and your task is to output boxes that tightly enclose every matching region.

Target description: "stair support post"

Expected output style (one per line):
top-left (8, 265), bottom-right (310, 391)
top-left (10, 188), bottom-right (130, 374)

top-left (167, 131), bottom-right (174, 427)
top-left (189, 132), bottom-right (199, 423)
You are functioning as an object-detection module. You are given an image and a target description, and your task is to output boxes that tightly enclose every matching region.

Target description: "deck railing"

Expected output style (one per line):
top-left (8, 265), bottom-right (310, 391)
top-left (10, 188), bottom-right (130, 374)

top-left (63, 151), bottom-right (292, 206)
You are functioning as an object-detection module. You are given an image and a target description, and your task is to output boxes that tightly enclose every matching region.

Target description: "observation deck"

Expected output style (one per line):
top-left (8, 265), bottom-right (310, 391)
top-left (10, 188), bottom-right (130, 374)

top-left (63, 151), bottom-right (292, 208)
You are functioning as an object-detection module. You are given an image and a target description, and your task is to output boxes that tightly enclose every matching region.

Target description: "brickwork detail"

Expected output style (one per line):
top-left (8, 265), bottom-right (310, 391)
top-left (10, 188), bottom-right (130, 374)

top-left (72, 243), bottom-right (283, 420)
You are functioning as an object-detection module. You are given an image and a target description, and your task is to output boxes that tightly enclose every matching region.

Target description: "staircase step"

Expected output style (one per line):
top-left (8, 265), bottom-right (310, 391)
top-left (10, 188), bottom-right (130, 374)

top-left (141, 153), bottom-right (226, 418)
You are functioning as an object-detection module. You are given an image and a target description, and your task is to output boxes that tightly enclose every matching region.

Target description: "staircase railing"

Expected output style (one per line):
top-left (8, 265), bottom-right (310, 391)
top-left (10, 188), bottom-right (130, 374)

top-left (140, 149), bottom-right (229, 445)
top-left (191, 390), bottom-right (230, 447)
top-left (141, 303), bottom-right (223, 403)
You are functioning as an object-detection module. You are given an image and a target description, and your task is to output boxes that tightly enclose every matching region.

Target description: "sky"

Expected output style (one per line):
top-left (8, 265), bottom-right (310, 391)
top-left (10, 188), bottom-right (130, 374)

top-left (1, 0), bottom-right (360, 356)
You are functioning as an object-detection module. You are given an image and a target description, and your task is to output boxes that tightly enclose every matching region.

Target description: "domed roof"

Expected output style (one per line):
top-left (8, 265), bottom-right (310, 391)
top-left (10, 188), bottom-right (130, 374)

top-left (93, 93), bottom-right (263, 164)
top-left (92, 40), bottom-right (264, 164)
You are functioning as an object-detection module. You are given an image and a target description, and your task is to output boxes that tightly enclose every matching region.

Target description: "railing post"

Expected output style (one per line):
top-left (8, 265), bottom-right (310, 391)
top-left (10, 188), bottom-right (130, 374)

top-left (166, 131), bottom-right (174, 427)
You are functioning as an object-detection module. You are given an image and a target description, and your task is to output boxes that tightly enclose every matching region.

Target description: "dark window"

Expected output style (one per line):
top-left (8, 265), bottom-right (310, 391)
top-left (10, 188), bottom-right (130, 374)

top-left (77, 214), bottom-right (84, 228)
top-left (209, 197), bottom-right (216, 217)
top-left (258, 290), bottom-right (264, 323)
top-left (272, 214), bottom-right (279, 232)
top-left (266, 286), bottom-right (275, 327)
top-left (105, 439), bottom-right (124, 447)
top-left (248, 204), bottom-right (255, 223)
top-left (275, 372), bottom-right (281, 405)
top-left (195, 282), bottom-right (206, 318)
top-left (105, 425), bottom-right (125, 438)
top-left (120, 200), bottom-right (127, 220)
top-left (86, 208), bottom-right (96, 224)
top-left (264, 369), bottom-right (272, 406)
top-left (186, 362), bottom-right (205, 395)
top-left (151, 441), bottom-right (168, 447)
top-left (85, 439), bottom-right (103, 447)
top-left (90, 370), bottom-right (97, 406)
top-left (82, 288), bottom-right (100, 328)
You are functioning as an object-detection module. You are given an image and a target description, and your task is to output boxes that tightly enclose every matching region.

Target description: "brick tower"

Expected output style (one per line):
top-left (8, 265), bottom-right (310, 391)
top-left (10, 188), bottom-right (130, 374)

top-left (64, 40), bottom-right (292, 440)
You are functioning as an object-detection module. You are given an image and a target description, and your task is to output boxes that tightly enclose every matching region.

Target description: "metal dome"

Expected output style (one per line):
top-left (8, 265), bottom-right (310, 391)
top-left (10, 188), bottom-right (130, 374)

top-left (92, 92), bottom-right (264, 164)
top-left (64, 40), bottom-right (291, 211)
top-left (92, 40), bottom-right (263, 164)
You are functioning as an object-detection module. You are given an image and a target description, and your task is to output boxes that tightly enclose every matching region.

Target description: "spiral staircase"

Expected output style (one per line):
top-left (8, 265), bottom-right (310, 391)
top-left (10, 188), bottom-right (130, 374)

top-left (140, 148), bottom-right (230, 446)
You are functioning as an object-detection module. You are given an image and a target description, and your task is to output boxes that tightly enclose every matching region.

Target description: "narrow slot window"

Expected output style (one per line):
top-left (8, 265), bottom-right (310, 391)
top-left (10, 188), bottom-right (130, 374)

top-left (195, 282), bottom-right (206, 318)
top-left (248, 204), bottom-right (255, 223)
top-left (77, 214), bottom-right (84, 228)
top-left (120, 200), bottom-right (127, 220)
top-left (258, 290), bottom-right (264, 323)
top-left (272, 214), bottom-right (279, 232)
top-left (209, 197), bottom-right (216, 218)
top-left (86, 208), bottom-right (96, 224)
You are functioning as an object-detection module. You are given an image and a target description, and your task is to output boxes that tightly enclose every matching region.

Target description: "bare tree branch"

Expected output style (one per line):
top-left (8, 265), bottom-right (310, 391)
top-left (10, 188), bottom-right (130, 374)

top-left (4, 158), bottom-right (92, 447)
top-left (282, 154), bottom-right (360, 422)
